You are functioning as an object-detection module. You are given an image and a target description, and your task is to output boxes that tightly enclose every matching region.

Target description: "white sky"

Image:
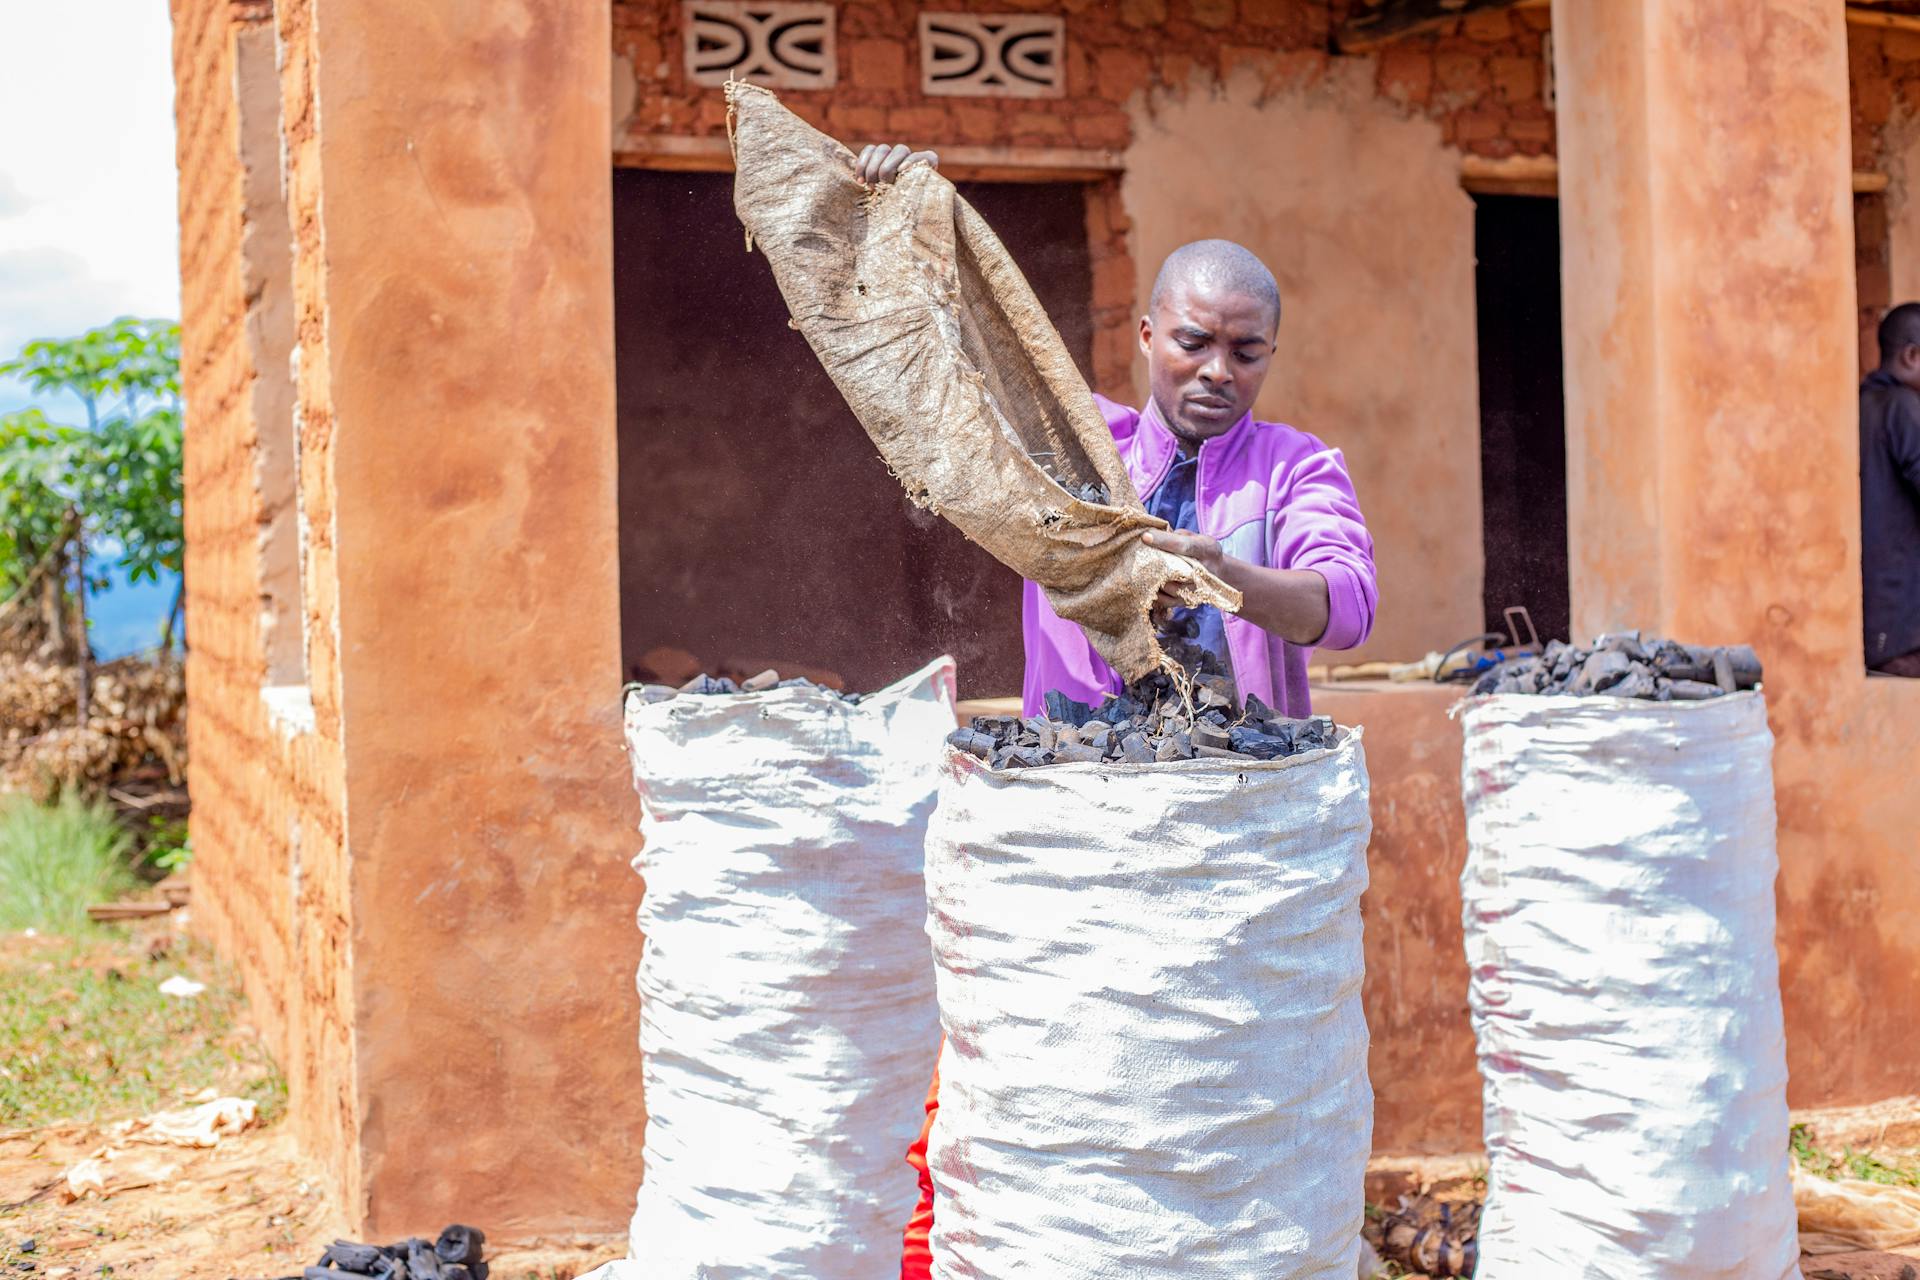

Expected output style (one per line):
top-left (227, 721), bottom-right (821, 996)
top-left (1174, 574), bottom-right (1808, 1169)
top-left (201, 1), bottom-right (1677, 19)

top-left (0, 3), bottom-right (181, 415)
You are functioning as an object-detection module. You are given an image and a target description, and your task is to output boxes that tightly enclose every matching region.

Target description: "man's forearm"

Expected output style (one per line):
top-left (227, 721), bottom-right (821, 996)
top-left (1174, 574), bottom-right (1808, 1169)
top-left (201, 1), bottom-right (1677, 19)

top-left (1214, 559), bottom-right (1330, 647)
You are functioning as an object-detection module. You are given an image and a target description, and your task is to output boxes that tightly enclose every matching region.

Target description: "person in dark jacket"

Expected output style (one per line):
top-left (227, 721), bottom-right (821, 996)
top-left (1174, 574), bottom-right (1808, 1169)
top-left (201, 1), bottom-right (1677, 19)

top-left (1862, 303), bottom-right (1920, 676)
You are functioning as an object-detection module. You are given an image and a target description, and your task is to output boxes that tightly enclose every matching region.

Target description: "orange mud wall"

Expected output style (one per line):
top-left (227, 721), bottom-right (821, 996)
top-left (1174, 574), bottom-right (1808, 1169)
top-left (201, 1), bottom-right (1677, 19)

top-left (1555, 0), bottom-right (1920, 1113)
top-left (171, 0), bottom-right (641, 1237)
top-left (169, 0), bottom-right (361, 1208)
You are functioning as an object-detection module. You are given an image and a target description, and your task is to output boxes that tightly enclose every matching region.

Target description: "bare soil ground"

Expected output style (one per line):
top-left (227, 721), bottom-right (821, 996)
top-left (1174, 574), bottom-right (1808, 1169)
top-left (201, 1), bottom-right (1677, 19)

top-left (0, 923), bottom-right (622, 1279)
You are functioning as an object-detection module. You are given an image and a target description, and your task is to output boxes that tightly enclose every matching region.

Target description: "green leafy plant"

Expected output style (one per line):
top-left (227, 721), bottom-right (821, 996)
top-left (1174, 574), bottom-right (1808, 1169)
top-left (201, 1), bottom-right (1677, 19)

top-left (144, 815), bottom-right (193, 873)
top-left (1791, 1121), bottom-right (1920, 1188)
top-left (0, 317), bottom-right (184, 659)
top-left (0, 792), bottom-right (138, 933)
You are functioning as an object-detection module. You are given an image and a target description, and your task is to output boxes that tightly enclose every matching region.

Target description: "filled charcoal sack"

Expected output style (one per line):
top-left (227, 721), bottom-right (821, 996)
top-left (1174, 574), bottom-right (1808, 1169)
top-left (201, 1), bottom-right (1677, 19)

top-left (921, 730), bottom-right (1373, 1278)
top-left (726, 81), bottom-right (1239, 684)
top-left (609, 657), bottom-right (954, 1280)
top-left (1460, 691), bottom-right (1798, 1279)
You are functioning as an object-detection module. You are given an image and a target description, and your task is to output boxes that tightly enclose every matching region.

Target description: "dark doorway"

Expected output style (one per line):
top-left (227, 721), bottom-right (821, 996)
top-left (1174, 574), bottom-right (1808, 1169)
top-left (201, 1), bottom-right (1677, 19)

top-left (613, 170), bottom-right (1094, 697)
top-left (1473, 194), bottom-right (1571, 644)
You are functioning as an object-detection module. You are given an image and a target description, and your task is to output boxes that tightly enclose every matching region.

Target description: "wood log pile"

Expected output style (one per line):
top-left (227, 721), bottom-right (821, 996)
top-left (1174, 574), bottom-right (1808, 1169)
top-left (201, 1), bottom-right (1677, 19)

top-left (0, 652), bottom-right (185, 798)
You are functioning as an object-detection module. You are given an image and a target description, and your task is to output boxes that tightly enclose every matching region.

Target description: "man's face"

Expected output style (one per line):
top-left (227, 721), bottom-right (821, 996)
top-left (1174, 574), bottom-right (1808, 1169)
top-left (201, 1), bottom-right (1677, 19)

top-left (1898, 343), bottom-right (1920, 393)
top-left (1139, 278), bottom-right (1277, 444)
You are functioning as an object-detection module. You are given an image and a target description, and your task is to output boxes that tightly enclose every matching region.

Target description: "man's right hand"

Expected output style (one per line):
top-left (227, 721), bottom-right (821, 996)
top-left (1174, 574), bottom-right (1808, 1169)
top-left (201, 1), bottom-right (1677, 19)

top-left (855, 143), bottom-right (940, 185)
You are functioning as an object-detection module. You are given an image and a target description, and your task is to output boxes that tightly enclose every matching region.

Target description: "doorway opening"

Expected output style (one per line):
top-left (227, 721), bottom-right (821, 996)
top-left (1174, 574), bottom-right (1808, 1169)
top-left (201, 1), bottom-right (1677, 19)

top-left (612, 169), bottom-right (1094, 697)
top-left (1473, 193), bottom-right (1570, 644)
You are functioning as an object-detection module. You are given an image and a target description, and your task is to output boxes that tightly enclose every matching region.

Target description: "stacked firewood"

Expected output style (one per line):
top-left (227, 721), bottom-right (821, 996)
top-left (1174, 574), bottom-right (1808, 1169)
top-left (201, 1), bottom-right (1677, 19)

top-left (0, 652), bottom-right (185, 797)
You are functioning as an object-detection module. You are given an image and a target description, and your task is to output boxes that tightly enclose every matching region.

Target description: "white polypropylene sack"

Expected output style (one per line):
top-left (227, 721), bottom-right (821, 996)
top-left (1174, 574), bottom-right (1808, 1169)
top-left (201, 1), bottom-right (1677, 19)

top-left (616, 656), bottom-right (954, 1279)
top-left (923, 729), bottom-right (1373, 1279)
top-left (1460, 691), bottom-right (1798, 1279)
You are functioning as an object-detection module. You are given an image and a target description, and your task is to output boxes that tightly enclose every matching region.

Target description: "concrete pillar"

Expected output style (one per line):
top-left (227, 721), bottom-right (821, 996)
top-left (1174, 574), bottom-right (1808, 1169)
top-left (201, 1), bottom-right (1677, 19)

top-left (295, 0), bottom-right (640, 1236)
top-left (1554, 2), bottom-right (1920, 1113)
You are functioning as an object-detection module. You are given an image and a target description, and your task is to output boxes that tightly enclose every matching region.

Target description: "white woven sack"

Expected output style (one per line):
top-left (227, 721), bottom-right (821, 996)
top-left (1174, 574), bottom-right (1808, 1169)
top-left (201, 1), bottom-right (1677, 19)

top-left (616, 656), bottom-right (955, 1280)
top-left (923, 730), bottom-right (1373, 1279)
top-left (1460, 691), bottom-right (1798, 1280)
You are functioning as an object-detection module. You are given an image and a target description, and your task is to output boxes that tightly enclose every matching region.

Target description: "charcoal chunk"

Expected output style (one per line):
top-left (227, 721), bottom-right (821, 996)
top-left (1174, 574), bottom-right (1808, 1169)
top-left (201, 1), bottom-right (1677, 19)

top-left (739, 668), bottom-right (781, 692)
top-left (1228, 726), bottom-right (1292, 760)
top-left (1668, 678), bottom-right (1725, 700)
top-left (1190, 720), bottom-right (1232, 751)
top-left (1194, 744), bottom-right (1255, 761)
top-left (1044, 690), bottom-right (1096, 727)
top-left (1051, 741), bottom-right (1105, 764)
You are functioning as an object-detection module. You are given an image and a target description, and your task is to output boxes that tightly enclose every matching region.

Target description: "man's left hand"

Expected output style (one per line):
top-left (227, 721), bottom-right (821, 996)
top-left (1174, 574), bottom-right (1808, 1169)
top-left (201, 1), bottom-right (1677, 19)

top-left (1142, 529), bottom-right (1226, 620)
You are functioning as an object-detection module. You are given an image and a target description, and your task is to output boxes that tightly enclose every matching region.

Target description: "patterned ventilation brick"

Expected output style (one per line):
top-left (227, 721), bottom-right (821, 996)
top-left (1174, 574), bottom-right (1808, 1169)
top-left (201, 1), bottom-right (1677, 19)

top-left (683, 0), bottom-right (835, 89)
top-left (919, 13), bottom-right (1064, 99)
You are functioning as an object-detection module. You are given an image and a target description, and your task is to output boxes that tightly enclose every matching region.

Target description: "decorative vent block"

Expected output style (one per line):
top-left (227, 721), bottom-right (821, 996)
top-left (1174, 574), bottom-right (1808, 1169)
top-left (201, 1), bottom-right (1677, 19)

top-left (683, 1), bottom-right (835, 90)
top-left (919, 13), bottom-right (1064, 99)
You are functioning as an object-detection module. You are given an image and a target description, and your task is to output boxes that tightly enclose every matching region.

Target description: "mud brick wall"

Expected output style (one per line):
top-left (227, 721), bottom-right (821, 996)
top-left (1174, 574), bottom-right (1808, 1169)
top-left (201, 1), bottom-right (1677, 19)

top-left (167, 0), bottom-right (361, 1210)
top-left (611, 0), bottom-right (1557, 397)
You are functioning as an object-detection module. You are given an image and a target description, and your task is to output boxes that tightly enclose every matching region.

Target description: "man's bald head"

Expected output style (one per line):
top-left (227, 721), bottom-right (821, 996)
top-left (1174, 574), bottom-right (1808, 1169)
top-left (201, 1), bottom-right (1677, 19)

top-left (1148, 239), bottom-right (1281, 334)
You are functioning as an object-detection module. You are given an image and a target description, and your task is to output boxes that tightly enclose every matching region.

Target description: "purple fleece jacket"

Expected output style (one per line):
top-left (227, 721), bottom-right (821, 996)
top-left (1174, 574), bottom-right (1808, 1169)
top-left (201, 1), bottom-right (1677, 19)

top-left (1021, 394), bottom-right (1377, 717)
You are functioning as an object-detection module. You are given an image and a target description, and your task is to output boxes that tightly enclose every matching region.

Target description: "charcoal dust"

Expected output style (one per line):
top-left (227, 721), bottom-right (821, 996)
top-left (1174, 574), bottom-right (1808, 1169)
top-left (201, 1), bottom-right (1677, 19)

top-left (1473, 634), bottom-right (1762, 701)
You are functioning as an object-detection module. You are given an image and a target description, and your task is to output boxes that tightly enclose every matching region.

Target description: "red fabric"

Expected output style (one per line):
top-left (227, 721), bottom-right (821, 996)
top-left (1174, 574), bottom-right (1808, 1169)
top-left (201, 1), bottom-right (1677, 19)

top-left (900, 1057), bottom-right (941, 1280)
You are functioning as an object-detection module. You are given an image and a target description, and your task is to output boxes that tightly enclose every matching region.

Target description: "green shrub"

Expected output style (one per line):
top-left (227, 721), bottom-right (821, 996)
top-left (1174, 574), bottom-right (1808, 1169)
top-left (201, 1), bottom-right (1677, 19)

top-left (0, 792), bottom-right (137, 932)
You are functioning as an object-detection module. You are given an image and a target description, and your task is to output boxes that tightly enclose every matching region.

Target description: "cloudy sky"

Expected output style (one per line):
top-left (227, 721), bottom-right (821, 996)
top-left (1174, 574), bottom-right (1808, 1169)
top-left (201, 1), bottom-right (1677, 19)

top-left (1, 4), bottom-right (183, 652)
top-left (1, 3), bottom-right (181, 415)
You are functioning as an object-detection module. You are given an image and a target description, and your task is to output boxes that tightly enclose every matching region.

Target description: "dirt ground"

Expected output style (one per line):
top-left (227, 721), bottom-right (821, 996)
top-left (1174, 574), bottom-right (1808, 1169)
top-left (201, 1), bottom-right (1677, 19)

top-left (0, 1115), bottom-right (622, 1279)
top-left (0, 921), bottom-right (624, 1280)
top-left (4, 926), bottom-right (1915, 1279)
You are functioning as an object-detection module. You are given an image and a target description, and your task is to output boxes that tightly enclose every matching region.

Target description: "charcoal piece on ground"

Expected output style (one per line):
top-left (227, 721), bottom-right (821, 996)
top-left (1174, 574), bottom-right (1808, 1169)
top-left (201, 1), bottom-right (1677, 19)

top-left (1044, 690), bottom-right (1096, 727)
top-left (1668, 678), bottom-right (1725, 700)
top-left (408, 1237), bottom-right (445, 1279)
top-left (320, 1241), bottom-right (385, 1272)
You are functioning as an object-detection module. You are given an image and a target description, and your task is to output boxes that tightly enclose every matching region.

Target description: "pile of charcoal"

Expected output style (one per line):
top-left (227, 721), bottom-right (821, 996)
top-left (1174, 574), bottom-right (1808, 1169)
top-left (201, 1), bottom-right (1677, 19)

top-left (1472, 634), bottom-right (1762, 700)
top-left (949, 663), bottom-right (1336, 770)
top-left (282, 1224), bottom-right (485, 1279)
top-left (627, 668), bottom-right (862, 705)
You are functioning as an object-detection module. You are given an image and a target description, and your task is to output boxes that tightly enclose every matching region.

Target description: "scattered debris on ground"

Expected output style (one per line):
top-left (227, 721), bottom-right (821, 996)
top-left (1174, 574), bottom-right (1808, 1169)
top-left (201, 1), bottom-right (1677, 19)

top-left (1473, 634), bottom-right (1763, 700)
top-left (293, 1223), bottom-right (487, 1279)
top-left (1364, 1193), bottom-right (1479, 1277)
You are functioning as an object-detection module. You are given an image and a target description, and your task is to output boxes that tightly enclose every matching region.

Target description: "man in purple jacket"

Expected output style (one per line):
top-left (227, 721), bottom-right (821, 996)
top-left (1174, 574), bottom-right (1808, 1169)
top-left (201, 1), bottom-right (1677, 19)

top-left (1024, 239), bottom-right (1377, 718)
top-left (853, 148), bottom-right (1377, 721)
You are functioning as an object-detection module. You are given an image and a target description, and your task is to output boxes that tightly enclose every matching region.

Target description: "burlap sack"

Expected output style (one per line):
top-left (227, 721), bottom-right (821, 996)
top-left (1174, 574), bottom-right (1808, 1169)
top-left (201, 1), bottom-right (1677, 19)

top-left (726, 82), bottom-right (1239, 682)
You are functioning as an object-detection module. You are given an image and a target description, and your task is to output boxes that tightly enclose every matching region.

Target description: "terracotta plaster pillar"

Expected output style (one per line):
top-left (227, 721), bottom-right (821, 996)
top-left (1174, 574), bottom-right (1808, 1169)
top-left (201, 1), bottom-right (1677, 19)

top-left (301, 0), bottom-right (642, 1237)
top-left (1555, 3), bottom-right (1920, 1114)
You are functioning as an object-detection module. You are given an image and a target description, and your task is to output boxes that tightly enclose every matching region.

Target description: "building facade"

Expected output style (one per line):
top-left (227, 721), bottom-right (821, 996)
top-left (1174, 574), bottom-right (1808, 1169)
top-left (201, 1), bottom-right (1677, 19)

top-left (168, 0), bottom-right (1920, 1239)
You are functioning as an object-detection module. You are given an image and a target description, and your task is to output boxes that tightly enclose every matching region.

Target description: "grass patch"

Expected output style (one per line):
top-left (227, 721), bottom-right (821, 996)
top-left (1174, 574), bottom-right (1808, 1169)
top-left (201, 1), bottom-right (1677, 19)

top-left (0, 930), bottom-right (282, 1129)
top-left (0, 793), bottom-right (138, 933)
top-left (1792, 1121), bottom-right (1920, 1187)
